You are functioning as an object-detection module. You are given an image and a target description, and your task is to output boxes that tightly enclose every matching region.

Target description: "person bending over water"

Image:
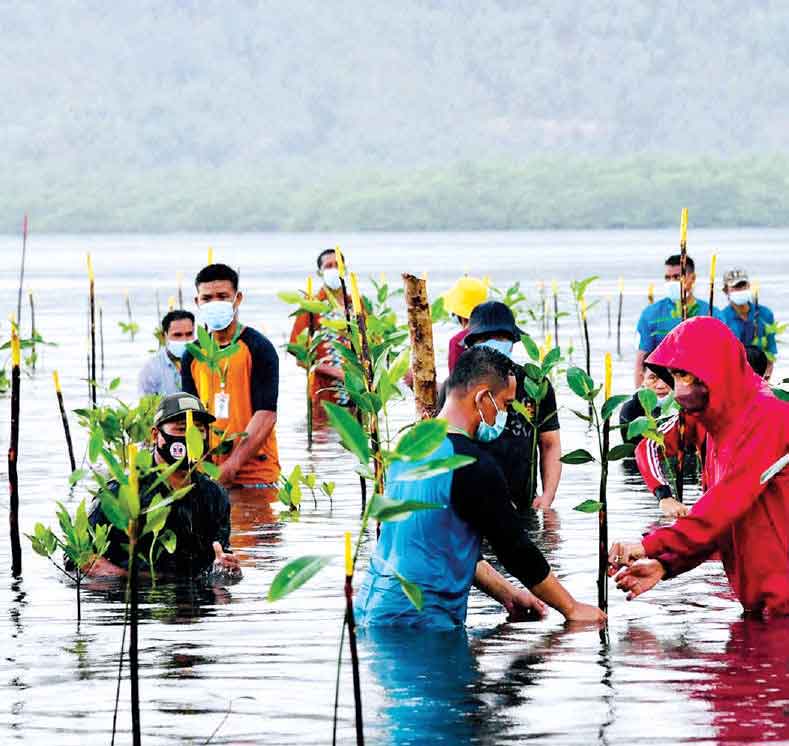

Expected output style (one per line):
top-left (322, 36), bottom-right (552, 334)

top-left (356, 346), bottom-right (605, 629)
top-left (609, 318), bottom-right (789, 618)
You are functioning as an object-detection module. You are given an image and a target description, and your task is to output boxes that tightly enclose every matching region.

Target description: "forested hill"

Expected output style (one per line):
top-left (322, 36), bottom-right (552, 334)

top-left (3, 1), bottom-right (789, 231)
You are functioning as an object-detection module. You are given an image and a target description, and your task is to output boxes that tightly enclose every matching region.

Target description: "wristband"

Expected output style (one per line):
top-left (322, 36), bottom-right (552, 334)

top-left (654, 485), bottom-right (673, 501)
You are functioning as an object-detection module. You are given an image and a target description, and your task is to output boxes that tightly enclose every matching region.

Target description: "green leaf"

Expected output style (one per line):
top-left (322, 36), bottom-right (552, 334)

top-left (560, 448), bottom-right (596, 465)
top-left (68, 468), bottom-right (87, 486)
top-left (523, 363), bottom-right (543, 382)
top-left (387, 347), bottom-right (411, 385)
top-left (541, 347), bottom-right (562, 375)
top-left (601, 394), bottom-right (630, 422)
top-left (99, 490), bottom-right (130, 531)
top-left (521, 377), bottom-right (541, 402)
top-left (571, 275), bottom-right (599, 301)
top-left (573, 499), bottom-right (604, 513)
top-left (142, 485), bottom-right (194, 516)
top-left (607, 443), bottom-right (635, 461)
top-left (366, 493), bottom-right (445, 522)
top-left (159, 529), bottom-right (177, 554)
top-left (88, 428), bottom-right (104, 463)
top-left (393, 454), bottom-right (476, 481)
top-left (773, 388), bottom-right (789, 402)
top-left (186, 422), bottom-right (205, 461)
top-left (395, 572), bottom-right (424, 610)
top-left (119, 482), bottom-right (140, 520)
top-left (299, 299), bottom-right (332, 315)
top-left (569, 408), bottom-right (593, 423)
top-left (567, 367), bottom-right (594, 399)
top-left (626, 417), bottom-right (653, 440)
top-left (267, 555), bottom-right (332, 602)
top-left (109, 377), bottom-right (121, 391)
top-left (760, 453), bottom-right (789, 485)
top-left (520, 333), bottom-right (540, 361)
top-left (277, 291), bottom-right (303, 305)
top-left (395, 419), bottom-right (448, 461)
top-left (142, 494), bottom-right (170, 537)
top-left (511, 399), bottom-right (533, 422)
top-left (638, 388), bottom-right (659, 415)
top-left (322, 401), bottom-right (370, 465)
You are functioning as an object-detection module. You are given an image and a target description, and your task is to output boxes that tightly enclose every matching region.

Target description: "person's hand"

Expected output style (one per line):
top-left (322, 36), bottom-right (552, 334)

top-left (218, 461), bottom-right (239, 487)
top-left (565, 601), bottom-right (607, 624)
top-left (607, 541), bottom-right (646, 576)
top-left (83, 556), bottom-right (127, 577)
top-left (505, 588), bottom-right (547, 622)
top-left (614, 559), bottom-right (666, 600)
top-left (531, 493), bottom-right (555, 510)
top-left (212, 541), bottom-right (242, 577)
top-left (659, 497), bottom-right (688, 518)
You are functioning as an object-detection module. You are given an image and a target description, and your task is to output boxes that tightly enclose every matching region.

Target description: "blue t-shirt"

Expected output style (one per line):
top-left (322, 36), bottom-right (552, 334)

top-left (636, 297), bottom-right (720, 354)
top-left (721, 302), bottom-right (777, 355)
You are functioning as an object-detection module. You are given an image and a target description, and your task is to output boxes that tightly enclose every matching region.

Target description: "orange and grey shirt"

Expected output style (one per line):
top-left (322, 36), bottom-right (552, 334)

top-left (181, 325), bottom-right (280, 485)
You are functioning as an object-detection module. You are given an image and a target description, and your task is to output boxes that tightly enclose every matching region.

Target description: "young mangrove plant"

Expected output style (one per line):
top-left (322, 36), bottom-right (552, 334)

top-left (119, 289), bottom-right (139, 342)
top-left (560, 353), bottom-right (633, 613)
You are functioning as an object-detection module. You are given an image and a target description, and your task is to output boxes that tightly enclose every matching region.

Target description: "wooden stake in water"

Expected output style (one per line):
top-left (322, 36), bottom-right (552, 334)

top-left (53, 370), bottom-right (77, 473)
top-left (124, 289), bottom-right (136, 342)
top-left (708, 254), bottom-right (717, 315)
top-left (126, 443), bottom-right (142, 746)
top-left (552, 280), bottom-right (559, 345)
top-left (753, 280), bottom-right (762, 348)
top-left (16, 214), bottom-right (28, 330)
top-left (306, 276), bottom-right (315, 449)
top-left (155, 289), bottom-right (162, 324)
top-left (87, 254), bottom-right (97, 408)
top-left (176, 270), bottom-right (184, 309)
top-left (344, 532), bottom-right (364, 746)
top-left (403, 273), bottom-right (438, 420)
top-left (598, 353), bottom-right (612, 613)
top-left (28, 290), bottom-right (36, 371)
top-left (616, 277), bottom-right (624, 358)
top-left (8, 320), bottom-right (22, 576)
top-left (168, 296), bottom-right (176, 312)
top-left (99, 304), bottom-right (105, 380)
top-left (606, 294), bottom-right (612, 339)
top-left (207, 247), bottom-right (214, 266)
top-left (581, 298), bottom-right (592, 418)
top-left (676, 207), bottom-right (689, 505)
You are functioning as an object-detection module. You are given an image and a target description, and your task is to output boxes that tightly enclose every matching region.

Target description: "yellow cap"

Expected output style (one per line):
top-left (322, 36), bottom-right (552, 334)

top-left (441, 276), bottom-right (489, 319)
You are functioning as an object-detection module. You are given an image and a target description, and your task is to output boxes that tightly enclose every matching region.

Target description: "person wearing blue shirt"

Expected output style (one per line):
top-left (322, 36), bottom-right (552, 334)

top-left (634, 254), bottom-right (718, 387)
top-left (720, 267), bottom-right (777, 380)
top-left (138, 310), bottom-right (195, 396)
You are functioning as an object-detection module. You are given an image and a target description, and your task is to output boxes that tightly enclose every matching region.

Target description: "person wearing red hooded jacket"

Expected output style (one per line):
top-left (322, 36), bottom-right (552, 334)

top-left (609, 316), bottom-right (789, 618)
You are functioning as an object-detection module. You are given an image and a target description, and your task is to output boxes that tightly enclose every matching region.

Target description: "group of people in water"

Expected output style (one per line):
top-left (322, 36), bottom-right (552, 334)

top-left (82, 248), bottom-right (787, 627)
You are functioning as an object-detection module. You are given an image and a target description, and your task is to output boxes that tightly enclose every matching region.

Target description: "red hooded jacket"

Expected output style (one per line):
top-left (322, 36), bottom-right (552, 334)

top-left (641, 317), bottom-right (789, 616)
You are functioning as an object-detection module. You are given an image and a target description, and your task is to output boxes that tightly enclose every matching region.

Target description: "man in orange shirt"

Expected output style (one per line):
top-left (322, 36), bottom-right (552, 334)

top-left (182, 263), bottom-right (281, 490)
top-left (288, 248), bottom-right (352, 407)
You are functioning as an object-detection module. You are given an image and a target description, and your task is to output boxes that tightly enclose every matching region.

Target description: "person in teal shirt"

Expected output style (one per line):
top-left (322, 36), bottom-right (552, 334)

top-left (634, 254), bottom-right (719, 387)
top-left (721, 267), bottom-right (777, 380)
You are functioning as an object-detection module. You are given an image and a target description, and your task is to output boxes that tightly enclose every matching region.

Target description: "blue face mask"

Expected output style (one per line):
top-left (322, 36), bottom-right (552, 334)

top-left (166, 340), bottom-right (190, 358)
top-left (664, 281), bottom-right (682, 303)
top-left (476, 338), bottom-right (514, 358)
top-left (199, 299), bottom-right (236, 332)
top-left (476, 391), bottom-right (508, 442)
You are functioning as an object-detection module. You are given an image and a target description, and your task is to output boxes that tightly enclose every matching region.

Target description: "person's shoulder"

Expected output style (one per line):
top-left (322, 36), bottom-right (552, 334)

top-left (240, 326), bottom-right (276, 354)
top-left (639, 299), bottom-right (666, 321)
top-left (194, 472), bottom-right (229, 503)
top-left (760, 304), bottom-right (776, 321)
top-left (447, 433), bottom-right (502, 477)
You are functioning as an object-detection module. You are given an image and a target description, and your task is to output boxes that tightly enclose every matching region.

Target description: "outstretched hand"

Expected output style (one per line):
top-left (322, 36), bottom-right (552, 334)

top-left (505, 588), bottom-right (547, 622)
top-left (659, 497), bottom-right (689, 518)
top-left (213, 541), bottom-right (242, 578)
top-left (607, 541), bottom-right (646, 576)
top-left (614, 559), bottom-right (666, 600)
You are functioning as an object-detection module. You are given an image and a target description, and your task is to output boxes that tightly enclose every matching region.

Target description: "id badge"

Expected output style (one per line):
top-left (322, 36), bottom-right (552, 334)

top-left (214, 392), bottom-right (230, 419)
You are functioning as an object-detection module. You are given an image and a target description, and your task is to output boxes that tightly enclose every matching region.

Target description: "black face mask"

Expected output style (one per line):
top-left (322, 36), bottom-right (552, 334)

top-left (156, 430), bottom-right (188, 466)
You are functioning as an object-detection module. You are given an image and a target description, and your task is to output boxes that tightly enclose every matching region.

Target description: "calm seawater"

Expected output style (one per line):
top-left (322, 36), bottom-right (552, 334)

top-left (1, 230), bottom-right (788, 745)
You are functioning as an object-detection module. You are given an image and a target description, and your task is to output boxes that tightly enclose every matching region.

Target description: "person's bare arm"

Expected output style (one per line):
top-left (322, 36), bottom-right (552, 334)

top-left (473, 560), bottom-right (546, 620)
top-left (219, 410), bottom-right (276, 486)
top-left (83, 556), bottom-right (127, 577)
top-left (530, 571), bottom-right (606, 622)
top-left (533, 430), bottom-right (561, 509)
top-left (634, 349), bottom-right (648, 388)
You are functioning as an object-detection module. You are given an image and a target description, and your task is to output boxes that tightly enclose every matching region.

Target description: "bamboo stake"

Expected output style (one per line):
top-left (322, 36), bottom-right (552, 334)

top-left (306, 276), bottom-right (315, 449)
top-left (168, 296), bottom-right (176, 312)
top-left (16, 214), bottom-right (28, 329)
top-left (753, 281), bottom-right (761, 348)
top-left (403, 273), bottom-right (438, 420)
top-left (606, 295), bottom-right (611, 338)
top-left (552, 280), bottom-right (559, 345)
top-left (126, 443), bottom-right (142, 746)
top-left (53, 371), bottom-right (77, 473)
top-left (124, 289), bottom-right (136, 342)
top-left (344, 532), bottom-right (364, 745)
top-left (581, 298), bottom-right (592, 419)
top-left (598, 353), bottom-right (612, 613)
top-left (539, 281), bottom-right (548, 337)
top-left (336, 248), bottom-right (368, 511)
top-left (99, 304), bottom-right (105, 380)
top-left (28, 290), bottom-right (36, 371)
top-left (8, 319), bottom-right (22, 576)
top-left (676, 207), bottom-right (689, 506)
top-left (708, 254), bottom-right (717, 315)
top-left (647, 283), bottom-right (655, 304)
top-left (155, 289), bottom-right (162, 325)
top-left (87, 254), bottom-right (97, 408)
top-left (207, 247), bottom-right (214, 266)
top-left (616, 277), bottom-right (623, 358)
top-left (176, 270), bottom-right (184, 309)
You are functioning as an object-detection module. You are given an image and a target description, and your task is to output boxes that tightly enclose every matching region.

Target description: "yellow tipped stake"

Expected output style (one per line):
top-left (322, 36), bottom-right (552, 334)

top-left (123, 288), bottom-right (136, 342)
top-left (53, 370), bottom-right (77, 473)
top-left (605, 293), bottom-right (612, 339)
top-left (16, 214), bottom-right (28, 332)
top-left (539, 281), bottom-right (548, 337)
top-left (647, 282), bottom-right (655, 304)
top-left (676, 208), bottom-right (690, 506)
top-left (551, 280), bottom-right (560, 344)
top-left (98, 303), bottom-right (105, 380)
top-left (8, 317), bottom-right (22, 575)
top-left (207, 247), bottom-right (214, 266)
top-left (708, 254), bottom-right (718, 315)
top-left (176, 270), bottom-right (184, 309)
top-left (753, 280), bottom-right (762, 348)
top-left (580, 298), bottom-right (592, 417)
top-left (305, 276), bottom-right (315, 449)
top-left (28, 289), bottom-right (37, 371)
top-left (616, 276), bottom-right (624, 357)
top-left (168, 296), bottom-right (176, 312)
top-left (155, 289), bottom-right (162, 326)
top-left (87, 253), bottom-right (97, 407)
top-left (343, 530), bottom-right (364, 744)
top-left (598, 352), bottom-right (614, 613)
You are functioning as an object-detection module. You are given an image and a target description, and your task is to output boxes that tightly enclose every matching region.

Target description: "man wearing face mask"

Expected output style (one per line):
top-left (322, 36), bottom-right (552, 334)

top-left (356, 346), bottom-right (605, 629)
top-left (84, 393), bottom-right (239, 578)
top-left (138, 310), bottom-right (195, 396)
top-left (463, 301), bottom-right (561, 511)
top-left (609, 317), bottom-right (789, 618)
top-left (721, 268), bottom-right (777, 380)
top-left (181, 264), bottom-right (281, 491)
top-left (634, 255), bottom-right (719, 387)
top-left (288, 248), bottom-right (352, 406)
top-left (618, 368), bottom-right (672, 446)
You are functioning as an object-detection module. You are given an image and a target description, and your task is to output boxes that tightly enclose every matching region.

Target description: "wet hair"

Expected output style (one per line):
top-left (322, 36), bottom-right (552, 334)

top-left (161, 310), bottom-right (195, 333)
top-left (665, 254), bottom-right (696, 273)
top-left (317, 249), bottom-right (336, 271)
top-left (446, 346), bottom-right (513, 394)
top-left (745, 345), bottom-right (769, 377)
top-left (195, 263), bottom-right (239, 291)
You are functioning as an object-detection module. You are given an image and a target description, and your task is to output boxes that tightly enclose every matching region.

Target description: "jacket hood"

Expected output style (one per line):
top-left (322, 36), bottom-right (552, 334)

top-left (646, 317), bottom-right (765, 435)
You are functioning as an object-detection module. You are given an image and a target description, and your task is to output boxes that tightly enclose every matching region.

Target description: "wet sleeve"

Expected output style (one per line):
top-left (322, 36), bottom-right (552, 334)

top-left (180, 352), bottom-right (197, 396)
top-left (212, 483), bottom-right (231, 551)
top-left (245, 330), bottom-right (279, 412)
top-left (450, 447), bottom-right (550, 587)
top-left (636, 307), bottom-right (654, 353)
top-left (635, 414), bottom-right (679, 497)
top-left (537, 381), bottom-right (560, 433)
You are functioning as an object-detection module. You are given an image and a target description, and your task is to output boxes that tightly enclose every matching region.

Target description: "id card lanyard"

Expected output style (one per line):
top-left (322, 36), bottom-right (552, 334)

top-left (215, 360), bottom-right (230, 419)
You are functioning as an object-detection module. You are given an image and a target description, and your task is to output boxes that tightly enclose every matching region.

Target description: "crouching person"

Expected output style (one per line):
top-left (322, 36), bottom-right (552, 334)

top-left (85, 393), bottom-right (240, 579)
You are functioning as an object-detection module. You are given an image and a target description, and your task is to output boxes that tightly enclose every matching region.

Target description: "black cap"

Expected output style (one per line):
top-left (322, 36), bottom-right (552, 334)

top-left (154, 393), bottom-right (216, 428)
top-left (463, 301), bottom-right (524, 347)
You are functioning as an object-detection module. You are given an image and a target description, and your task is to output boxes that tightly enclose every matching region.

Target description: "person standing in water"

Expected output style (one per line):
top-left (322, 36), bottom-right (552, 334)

top-left (182, 264), bottom-right (281, 492)
top-left (138, 310), bottom-right (195, 396)
top-left (441, 275), bottom-right (489, 373)
top-left (609, 317), bottom-right (789, 618)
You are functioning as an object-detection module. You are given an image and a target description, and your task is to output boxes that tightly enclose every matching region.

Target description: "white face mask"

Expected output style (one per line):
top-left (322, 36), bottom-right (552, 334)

top-left (166, 340), bottom-right (190, 358)
top-left (664, 281), bottom-right (682, 302)
top-left (199, 298), bottom-right (237, 332)
top-left (729, 289), bottom-right (752, 306)
top-left (322, 268), bottom-right (342, 291)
